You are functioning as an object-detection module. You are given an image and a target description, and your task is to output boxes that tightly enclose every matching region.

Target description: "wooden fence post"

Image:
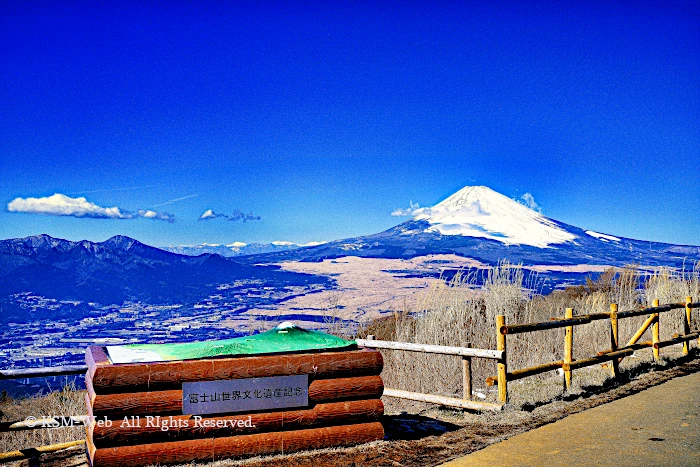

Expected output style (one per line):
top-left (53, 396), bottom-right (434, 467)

top-left (496, 315), bottom-right (507, 403)
top-left (684, 296), bottom-right (692, 355)
top-left (609, 304), bottom-right (619, 378)
top-left (652, 299), bottom-right (660, 361)
top-left (564, 307), bottom-right (574, 390)
top-left (462, 343), bottom-right (472, 401)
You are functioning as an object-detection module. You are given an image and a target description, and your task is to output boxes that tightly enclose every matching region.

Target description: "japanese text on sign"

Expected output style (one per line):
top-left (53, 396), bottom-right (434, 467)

top-left (182, 374), bottom-right (309, 415)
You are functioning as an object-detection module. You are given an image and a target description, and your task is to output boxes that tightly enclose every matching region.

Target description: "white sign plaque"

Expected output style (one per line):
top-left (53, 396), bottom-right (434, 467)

top-left (182, 374), bottom-right (309, 415)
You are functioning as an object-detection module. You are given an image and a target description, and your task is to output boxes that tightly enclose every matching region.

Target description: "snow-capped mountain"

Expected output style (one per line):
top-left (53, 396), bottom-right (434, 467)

top-left (238, 186), bottom-right (700, 268)
top-left (162, 240), bottom-right (326, 257)
top-left (411, 186), bottom-right (576, 247)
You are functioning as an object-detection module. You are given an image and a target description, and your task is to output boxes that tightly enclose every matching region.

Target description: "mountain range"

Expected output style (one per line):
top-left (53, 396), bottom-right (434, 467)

top-left (0, 234), bottom-right (327, 311)
top-left (2, 186), bottom-right (699, 314)
top-left (163, 240), bottom-right (325, 258)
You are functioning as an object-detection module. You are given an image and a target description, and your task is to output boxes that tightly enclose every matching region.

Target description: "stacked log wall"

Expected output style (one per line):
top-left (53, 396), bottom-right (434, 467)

top-left (85, 346), bottom-right (384, 467)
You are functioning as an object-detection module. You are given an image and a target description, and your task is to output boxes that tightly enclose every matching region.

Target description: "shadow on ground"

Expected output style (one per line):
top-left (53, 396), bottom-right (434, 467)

top-left (517, 350), bottom-right (698, 412)
top-left (382, 413), bottom-right (462, 440)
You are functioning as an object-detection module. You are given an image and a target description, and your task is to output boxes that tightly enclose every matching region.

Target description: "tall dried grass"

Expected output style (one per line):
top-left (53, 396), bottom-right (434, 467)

top-left (0, 382), bottom-right (85, 454)
top-left (367, 261), bottom-right (699, 410)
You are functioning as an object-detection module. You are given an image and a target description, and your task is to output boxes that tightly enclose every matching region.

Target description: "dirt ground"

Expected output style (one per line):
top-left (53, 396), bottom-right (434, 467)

top-left (441, 369), bottom-right (700, 466)
top-left (14, 355), bottom-right (699, 467)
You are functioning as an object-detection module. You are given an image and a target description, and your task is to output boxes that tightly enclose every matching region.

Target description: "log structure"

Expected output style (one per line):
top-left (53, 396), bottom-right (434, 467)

top-left (87, 375), bottom-right (384, 417)
top-left (85, 346), bottom-right (384, 467)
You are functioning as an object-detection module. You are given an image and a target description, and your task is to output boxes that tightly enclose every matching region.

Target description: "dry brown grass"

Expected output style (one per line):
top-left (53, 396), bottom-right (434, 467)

top-left (366, 261), bottom-right (700, 411)
top-left (0, 383), bottom-right (85, 459)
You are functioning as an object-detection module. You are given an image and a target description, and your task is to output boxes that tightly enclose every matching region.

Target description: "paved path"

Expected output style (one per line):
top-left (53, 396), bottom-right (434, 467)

top-left (440, 371), bottom-right (700, 467)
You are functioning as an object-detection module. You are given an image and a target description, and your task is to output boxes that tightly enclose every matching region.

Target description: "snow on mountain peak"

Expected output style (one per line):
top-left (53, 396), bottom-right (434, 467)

top-left (413, 186), bottom-right (576, 248)
top-left (433, 185), bottom-right (501, 210)
top-left (585, 231), bottom-right (620, 242)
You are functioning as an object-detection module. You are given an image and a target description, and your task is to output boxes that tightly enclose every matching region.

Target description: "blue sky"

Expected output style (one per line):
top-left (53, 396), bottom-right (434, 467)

top-left (1, 1), bottom-right (699, 247)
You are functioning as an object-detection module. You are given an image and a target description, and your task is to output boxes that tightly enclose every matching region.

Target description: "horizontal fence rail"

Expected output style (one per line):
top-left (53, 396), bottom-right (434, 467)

top-left (382, 388), bottom-right (503, 412)
top-left (500, 302), bottom-right (696, 335)
top-left (0, 440), bottom-right (85, 463)
top-left (485, 360), bottom-right (564, 387)
top-left (0, 364), bottom-right (88, 380)
top-left (501, 316), bottom-right (593, 334)
top-left (355, 338), bottom-right (503, 360)
top-left (655, 331), bottom-right (700, 350)
top-left (357, 336), bottom-right (503, 412)
top-left (0, 416), bottom-right (87, 432)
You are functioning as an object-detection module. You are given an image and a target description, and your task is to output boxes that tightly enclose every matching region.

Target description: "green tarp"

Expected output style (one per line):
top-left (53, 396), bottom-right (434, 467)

top-left (106, 322), bottom-right (356, 364)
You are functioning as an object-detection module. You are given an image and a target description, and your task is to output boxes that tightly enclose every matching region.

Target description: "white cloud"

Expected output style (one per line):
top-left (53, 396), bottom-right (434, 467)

top-left (199, 208), bottom-right (261, 222)
top-left (517, 193), bottom-right (541, 212)
top-left (391, 201), bottom-right (423, 217)
top-left (7, 194), bottom-right (133, 219)
top-left (199, 209), bottom-right (225, 220)
top-left (139, 209), bottom-right (158, 219)
top-left (137, 209), bottom-right (175, 223)
top-left (7, 193), bottom-right (175, 222)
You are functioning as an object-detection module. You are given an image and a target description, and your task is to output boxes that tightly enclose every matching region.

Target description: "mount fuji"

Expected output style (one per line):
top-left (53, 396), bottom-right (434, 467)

top-left (240, 186), bottom-right (700, 268)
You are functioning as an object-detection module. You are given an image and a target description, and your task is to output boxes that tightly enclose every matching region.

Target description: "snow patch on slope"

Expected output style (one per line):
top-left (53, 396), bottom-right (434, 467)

top-left (302, 241), bottom-right (326, 247)
top-left (163, 239), bottom-right (325, 257)
top-left (413, 186), bottom-right (576, 248)
top-left (585, 231), bottom-right (620, 242)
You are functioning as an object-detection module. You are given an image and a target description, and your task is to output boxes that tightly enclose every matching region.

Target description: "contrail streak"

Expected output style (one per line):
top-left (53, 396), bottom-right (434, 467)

top-left (150, 194), bottom-right (199, 208)
top-left (68, 185), bottom-right (159, 195)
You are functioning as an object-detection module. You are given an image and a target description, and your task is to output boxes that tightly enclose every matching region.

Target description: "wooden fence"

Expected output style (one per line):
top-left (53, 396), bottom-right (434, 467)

top-left (486, 296), bottom-right (699, 402)
top-left (0, 366), bottom-right (90, 461)
top-left (356, 337), bottom-right (504, 412)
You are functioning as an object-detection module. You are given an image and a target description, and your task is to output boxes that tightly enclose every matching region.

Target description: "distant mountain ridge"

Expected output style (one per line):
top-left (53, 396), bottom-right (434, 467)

top-left (162, 240), bottom-right (325, 258)
top-left (0, 234), bottom-right (326, 308)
